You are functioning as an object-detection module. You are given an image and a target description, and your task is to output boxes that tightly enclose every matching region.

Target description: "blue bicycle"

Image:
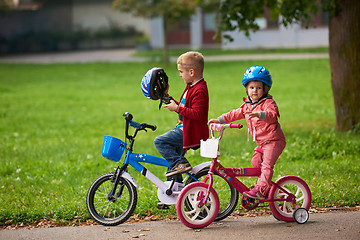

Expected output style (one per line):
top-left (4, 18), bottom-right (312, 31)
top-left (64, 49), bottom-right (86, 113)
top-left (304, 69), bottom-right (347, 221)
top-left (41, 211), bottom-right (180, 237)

top-left (86, 112), bottom-right (239, 226)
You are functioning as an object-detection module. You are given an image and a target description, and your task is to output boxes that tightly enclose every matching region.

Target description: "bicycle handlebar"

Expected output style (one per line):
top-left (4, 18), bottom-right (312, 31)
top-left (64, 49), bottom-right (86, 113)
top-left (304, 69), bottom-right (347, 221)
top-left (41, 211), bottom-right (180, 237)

top-left (130, 121), bottom-right (157, 131)
top-left (123, 112), bottom-right (157, 135)
top-left (209, 123), bottom-right (243, 139)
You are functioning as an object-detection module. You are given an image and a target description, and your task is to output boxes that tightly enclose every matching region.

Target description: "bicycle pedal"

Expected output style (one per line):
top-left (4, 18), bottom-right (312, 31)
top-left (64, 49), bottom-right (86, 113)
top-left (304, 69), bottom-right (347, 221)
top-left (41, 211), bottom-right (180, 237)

top-left (157, 202), bottom-right (170, 210)
top-left (244, 196), bottom-right (257, 203)
top-left (167, 174), bottom-right (182, 181)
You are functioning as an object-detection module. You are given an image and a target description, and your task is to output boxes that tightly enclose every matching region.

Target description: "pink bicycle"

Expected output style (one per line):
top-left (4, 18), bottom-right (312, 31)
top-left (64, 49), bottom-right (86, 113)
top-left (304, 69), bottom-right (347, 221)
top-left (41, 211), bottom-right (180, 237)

top-left (176, 123), bottom-right (312, 229)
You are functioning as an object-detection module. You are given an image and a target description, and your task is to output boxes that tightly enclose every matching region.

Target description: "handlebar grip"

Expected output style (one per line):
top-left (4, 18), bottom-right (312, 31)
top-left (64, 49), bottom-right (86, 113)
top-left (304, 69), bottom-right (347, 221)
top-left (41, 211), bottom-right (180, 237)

top-left (147, 124), bottom-right (157, 131)
top-left (230, 123), bottom-right (243, 129)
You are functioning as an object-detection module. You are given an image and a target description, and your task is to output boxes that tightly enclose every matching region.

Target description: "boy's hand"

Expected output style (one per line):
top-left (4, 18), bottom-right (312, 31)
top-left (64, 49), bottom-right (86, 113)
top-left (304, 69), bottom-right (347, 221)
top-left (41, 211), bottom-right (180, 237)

top-left (244, 111), bottom-right (261, 119)
top-left (163, 100), bottom-right (178, 112)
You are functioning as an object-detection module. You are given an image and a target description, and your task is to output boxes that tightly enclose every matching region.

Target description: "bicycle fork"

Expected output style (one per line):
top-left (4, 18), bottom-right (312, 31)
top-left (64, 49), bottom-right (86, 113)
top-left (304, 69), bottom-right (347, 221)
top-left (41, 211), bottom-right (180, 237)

top-left (197, 164), bottom-right (216, 207)
top-left (107, 165), bottom-right (128, 202)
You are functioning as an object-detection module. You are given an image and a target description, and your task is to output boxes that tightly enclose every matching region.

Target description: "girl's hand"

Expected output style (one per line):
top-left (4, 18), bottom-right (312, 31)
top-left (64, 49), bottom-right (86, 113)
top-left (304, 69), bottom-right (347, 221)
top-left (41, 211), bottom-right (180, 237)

top-left (208, 119), bottom-right (220, 125)
top-left (244, 111), bottom-right (261, 119)
top-left (163, 99), bottom-right (178, 112)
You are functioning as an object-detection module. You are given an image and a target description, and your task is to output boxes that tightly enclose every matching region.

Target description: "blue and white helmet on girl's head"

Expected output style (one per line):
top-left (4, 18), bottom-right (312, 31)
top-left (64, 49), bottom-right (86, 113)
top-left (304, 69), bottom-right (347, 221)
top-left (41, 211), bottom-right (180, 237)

top-left (141, 67), bottom-right (168, 100)
top-left (242, 66), bottom-right (272, 90)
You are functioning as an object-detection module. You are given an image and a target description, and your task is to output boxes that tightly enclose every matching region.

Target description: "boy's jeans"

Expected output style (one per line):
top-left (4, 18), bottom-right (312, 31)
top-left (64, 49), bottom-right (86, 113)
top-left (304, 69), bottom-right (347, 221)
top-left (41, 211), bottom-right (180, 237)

top-left (154, 127), bottom-right (188, 171)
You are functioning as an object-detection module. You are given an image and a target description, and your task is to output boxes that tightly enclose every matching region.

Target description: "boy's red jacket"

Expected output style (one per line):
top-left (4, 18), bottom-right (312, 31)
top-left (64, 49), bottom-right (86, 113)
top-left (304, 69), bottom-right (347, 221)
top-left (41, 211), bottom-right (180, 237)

top-left (175, 79), bottom-right (209, 149)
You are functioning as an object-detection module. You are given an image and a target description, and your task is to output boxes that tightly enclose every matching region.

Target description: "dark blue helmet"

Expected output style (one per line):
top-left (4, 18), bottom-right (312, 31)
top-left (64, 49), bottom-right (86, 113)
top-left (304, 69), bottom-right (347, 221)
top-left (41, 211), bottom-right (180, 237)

top-left (141, 67), bottom-right (168, 100)
top-left (242, 66), bottom-right (272, 90)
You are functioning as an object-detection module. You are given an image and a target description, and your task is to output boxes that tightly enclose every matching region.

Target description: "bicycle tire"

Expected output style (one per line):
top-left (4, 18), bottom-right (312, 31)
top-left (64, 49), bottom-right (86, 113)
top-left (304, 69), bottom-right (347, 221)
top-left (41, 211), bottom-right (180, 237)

top-left (185, 167), bottom-right (239, 221)
top-left (86, 172), bottom-right (137, 226)
top-left (268, 175), bottom-right (311, 222)
top-left (176, 182), bottom-right (219, 229)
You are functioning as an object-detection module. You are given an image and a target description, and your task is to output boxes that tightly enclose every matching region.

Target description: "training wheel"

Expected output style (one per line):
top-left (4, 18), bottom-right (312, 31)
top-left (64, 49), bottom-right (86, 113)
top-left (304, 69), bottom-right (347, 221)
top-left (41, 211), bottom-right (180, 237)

top-left (293, 207), bottom-right (309, 224)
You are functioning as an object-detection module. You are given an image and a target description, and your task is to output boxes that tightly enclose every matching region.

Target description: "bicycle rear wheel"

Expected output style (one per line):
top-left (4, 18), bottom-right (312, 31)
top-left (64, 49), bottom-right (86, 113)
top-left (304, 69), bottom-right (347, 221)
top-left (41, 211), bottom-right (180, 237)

top-left (176, 182), bottom-right (219, 229)
top-left (186, 167), bottom-right (239, 221)
top-left (268, 175), bottom-right (311, 222)
top-left (86, 172), bottom-right (137, 226)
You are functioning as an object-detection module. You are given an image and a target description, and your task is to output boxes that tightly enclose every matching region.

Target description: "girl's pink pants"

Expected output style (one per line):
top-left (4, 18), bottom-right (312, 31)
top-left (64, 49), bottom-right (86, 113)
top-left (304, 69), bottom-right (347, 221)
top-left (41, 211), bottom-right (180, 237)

top-left (251, 138), bottom-right (286, 195)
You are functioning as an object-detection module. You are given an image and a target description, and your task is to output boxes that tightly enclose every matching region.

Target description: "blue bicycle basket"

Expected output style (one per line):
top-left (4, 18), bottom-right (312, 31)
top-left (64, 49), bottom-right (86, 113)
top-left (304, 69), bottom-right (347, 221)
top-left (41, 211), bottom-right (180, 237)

top-left (102, 136), bottom-right (127, 162)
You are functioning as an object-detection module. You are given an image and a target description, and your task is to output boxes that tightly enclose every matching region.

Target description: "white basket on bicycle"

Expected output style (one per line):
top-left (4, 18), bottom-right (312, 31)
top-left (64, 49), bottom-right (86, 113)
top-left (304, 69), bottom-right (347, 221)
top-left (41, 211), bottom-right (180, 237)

top-left (200, 138), bottom-right (219, 158)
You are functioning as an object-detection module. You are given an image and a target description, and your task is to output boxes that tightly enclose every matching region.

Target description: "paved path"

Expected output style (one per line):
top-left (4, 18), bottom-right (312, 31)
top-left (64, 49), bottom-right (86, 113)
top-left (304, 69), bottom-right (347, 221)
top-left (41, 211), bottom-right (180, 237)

top-left (0, 49), bottom-right (328, 64)
top-left (1, 211), bottom-right (359, 240)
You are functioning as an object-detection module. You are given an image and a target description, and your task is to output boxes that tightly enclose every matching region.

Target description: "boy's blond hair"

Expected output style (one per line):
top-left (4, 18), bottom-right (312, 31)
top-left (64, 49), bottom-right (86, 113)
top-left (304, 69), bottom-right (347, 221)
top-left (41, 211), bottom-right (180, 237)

top-left (177, 51), bottom-right (204, 74)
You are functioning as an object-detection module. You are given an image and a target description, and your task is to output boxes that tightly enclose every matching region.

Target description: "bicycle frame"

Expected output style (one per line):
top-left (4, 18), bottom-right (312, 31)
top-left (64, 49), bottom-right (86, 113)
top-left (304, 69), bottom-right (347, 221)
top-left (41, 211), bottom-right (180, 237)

top-left (203, 158), bottom-right (297, 206)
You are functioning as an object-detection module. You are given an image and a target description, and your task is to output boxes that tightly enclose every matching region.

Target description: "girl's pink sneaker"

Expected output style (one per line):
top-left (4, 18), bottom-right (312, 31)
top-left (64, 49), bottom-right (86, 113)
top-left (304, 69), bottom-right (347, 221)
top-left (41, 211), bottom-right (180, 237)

top-left (243, 186), bottom-right (266, 200)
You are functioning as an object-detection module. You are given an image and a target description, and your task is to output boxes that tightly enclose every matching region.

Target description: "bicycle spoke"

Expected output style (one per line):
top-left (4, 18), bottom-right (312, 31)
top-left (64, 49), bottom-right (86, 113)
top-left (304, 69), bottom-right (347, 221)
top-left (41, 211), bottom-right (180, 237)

top-left (295, 187), bottom-right (305, 202)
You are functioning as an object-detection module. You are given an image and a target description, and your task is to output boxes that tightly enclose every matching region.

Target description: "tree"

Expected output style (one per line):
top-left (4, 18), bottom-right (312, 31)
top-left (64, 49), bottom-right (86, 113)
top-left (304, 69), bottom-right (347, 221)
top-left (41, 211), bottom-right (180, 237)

top-left (112, 0), bottom-right (199, 66)
top-left (0, 0), bottom-right (17, 11)
top-left (216, 0), bottom-right (360, 131)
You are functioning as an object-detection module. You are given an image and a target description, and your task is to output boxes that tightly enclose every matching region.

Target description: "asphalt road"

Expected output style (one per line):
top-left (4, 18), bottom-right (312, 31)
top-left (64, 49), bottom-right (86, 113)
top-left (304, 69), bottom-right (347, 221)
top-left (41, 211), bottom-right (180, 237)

top-left (1, 211), bottom-right (359, 240)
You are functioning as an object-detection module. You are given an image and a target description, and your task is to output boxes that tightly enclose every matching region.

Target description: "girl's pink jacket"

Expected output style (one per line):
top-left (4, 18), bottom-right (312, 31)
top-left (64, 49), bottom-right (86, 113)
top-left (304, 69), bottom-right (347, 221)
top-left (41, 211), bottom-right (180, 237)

top-left (220, 96), bottom-right (285, 146)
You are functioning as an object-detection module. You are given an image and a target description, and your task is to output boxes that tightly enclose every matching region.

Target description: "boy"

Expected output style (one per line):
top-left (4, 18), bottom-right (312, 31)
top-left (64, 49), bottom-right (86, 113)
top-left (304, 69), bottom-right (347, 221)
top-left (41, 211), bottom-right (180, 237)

top-left (154, 51), bottom-right (209, 178)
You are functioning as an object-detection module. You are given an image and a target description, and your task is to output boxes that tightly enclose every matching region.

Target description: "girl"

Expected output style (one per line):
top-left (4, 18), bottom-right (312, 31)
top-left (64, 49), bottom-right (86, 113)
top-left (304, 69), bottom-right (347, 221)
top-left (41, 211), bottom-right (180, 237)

top-left (208, 66), bottom-right (286, 200)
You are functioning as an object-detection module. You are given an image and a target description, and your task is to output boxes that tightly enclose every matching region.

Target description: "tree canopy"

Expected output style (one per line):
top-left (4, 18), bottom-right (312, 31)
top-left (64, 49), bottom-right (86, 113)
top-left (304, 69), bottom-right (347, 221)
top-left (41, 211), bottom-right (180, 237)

top-left (215, 0), bottom-right (337, 40)
top-left (113, 0), bottom-right (359, 131)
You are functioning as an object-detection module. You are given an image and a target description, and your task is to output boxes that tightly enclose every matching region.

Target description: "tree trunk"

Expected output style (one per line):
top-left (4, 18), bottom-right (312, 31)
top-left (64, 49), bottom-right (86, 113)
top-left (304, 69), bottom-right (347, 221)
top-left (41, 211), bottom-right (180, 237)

top-left (329, 0), bottom-right (360, 131)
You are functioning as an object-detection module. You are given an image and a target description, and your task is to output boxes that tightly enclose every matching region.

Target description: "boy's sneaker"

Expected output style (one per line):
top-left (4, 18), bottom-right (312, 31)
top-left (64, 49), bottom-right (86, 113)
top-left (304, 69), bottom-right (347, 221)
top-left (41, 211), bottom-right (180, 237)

top-left (243, 186), bottom-right (266, 200)
top-left (165, 162), bottom-right (192, 177)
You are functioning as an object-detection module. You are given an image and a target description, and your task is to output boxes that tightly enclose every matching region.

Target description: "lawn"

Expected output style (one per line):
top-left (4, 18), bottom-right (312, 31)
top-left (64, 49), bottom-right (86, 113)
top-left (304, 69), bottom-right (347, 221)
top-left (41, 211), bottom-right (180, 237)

top-left (0, 56), bottom-right (359, 226)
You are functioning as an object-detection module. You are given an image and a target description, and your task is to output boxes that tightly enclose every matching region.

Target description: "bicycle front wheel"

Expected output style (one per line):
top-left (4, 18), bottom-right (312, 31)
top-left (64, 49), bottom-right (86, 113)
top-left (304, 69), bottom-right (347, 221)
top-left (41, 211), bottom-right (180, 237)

top-left (186, 167), bottom-right (239, 221)
top-left (176, 182), bottom-right (219, 229)
top-left (86, 172), bottom-right (137, 226)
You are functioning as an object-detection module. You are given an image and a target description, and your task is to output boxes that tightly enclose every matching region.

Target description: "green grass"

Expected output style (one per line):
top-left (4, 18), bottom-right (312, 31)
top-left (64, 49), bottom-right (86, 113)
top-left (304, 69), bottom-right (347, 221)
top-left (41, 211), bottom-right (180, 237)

top-left (0, 57), bottom-right (359, 226)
